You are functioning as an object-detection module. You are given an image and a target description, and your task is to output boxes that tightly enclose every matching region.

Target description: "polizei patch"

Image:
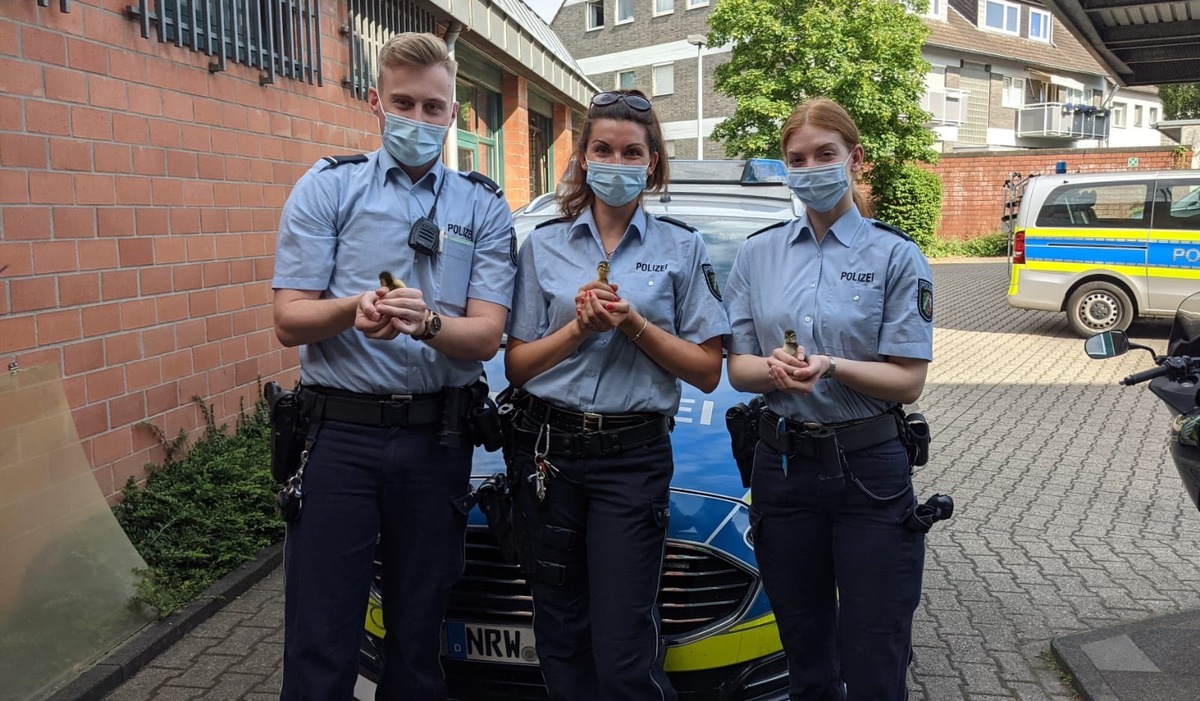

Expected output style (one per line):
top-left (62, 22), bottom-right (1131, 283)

top-left (917, 278), bottom-right (933, 322)
top-left (702, 263), bottom-right (721, 301)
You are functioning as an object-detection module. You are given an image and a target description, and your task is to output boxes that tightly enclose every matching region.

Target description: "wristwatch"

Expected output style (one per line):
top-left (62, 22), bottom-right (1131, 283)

top-left (821, 355), bottom-right (838, 379)
top-left (413, 310), bottom-right (442, 341)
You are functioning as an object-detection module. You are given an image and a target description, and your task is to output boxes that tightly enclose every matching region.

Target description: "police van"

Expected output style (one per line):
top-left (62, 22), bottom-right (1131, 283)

top-left (1006, 170), bottom-right (1200, 337)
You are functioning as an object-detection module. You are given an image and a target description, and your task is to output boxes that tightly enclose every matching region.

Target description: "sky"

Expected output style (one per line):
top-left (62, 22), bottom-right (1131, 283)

top-left (525, 0), bottom-right (562, 23)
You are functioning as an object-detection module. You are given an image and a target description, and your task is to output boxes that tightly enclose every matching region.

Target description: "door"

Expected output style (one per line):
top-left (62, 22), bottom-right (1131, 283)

top-left (1148, 175), bottom-right (1200, 315)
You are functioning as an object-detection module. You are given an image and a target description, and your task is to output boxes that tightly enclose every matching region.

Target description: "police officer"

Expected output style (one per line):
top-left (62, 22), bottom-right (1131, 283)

top-left (723, 98), bottom-right (934, 701)
top-left (272, 33), bottom-right (515, 700)
top-left (504, 89), bottom-right (729, 701)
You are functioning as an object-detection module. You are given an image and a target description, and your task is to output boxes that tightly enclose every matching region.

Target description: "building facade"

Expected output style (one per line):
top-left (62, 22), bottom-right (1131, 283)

top-left (0, 0), bottom-right (593, 503)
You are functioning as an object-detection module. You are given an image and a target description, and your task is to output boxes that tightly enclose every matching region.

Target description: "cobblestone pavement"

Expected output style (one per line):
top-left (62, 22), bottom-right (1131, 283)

top-left (106, 261), bottom-right (1200, 700)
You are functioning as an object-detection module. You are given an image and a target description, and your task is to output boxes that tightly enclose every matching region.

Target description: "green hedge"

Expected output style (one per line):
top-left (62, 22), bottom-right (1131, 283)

top-left (113, 398), bottom-right (283, 616)
top-left (872, 163), bottom-right (944, 252)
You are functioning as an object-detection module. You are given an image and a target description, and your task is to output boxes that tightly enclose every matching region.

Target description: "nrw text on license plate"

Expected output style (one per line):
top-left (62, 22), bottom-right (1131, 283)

top-left (445, 621), bottom-right (539, 665)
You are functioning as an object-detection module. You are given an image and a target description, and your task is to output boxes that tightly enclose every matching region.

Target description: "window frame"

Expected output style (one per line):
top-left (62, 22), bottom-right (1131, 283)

top-left (616, 0), bottom-right (635, 24)
top-left (652, 63), bottom-right (674, 96)
top-left (616, 69), bottom-right (636, 91)
top-left (686, 0), bottom-right (709, 9)
top-left (1150, 106), bottom-right (1159, 125)
top-left (586, 0), bottom-right (604, 31)
top-left (984, 0), bottom-right (1020, 35)
top-left (1134, 104), bottom-right (1144, 128)
top-left (1112, 102), bottom-right (1127, 128)
top-left (654, 0), bottom-right (675, 16)
top-left (1002, 76), bottom-right (1025, 109)
top-left (1029, 8), bottom-right (1052, 42)
top-left (925, 0), bottom-right (944, 18)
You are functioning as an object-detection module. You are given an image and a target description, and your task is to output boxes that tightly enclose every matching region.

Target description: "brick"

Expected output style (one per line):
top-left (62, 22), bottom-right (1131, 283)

top-left (58, 272), bottom-right (101, 306)
top-left (121, 298), bottom-right (157, 329)
top-left (151, 177), bottom-right (184, 206)
top-left (155, 292), bottom-right (189, 323)
top-left (0, 56), bottom-right (43, 97)
top-left (186, 234), bottom-right (217, 261)
top-left (36, 308), bottom-right (82, 343)
top-left (180, 124), bottom-right (211, 152)
top-left (166, 150), bottom-right (198, 178)
top-left (196, 153), bottom-right (225, 180)
top-left (117, 237), bottom-right (153, 267)
top-left (104, 332), bottom-right (141, 364)
top-left (0, 242), bottom-right (34, 276)
top-left (91, 427), bottom-right (131, 465)
top-left (32, 240), bottom-right (78, 273)
top-left (26, 99), bottom-right (72, 136)
top-left (192, 341), bottom-right (221, 371)
top-left (9, 276), bottom-right (57, 312)
top-left (161, 92), bottom-right (194, 121)
top-left (77, 239), bottom-right (119, 270)
top-left (115, 176), bottom-right (153, 205)
top-left (63, 338), bottom-right (105, 375)
top-left (72, 402), bottom-right (108, 439)
top-left (0, 171), bottom-right (29, 204)
top-left (201, 262), bottom-right (229, 286)
top-left (43, 66), bottom-right (89, 104)
top-left (202, 209), bottom-right (229, 234)
top-left (71, 106), bottom-right (114, 140)
top-left (50, 137), bottom-right (93, 171)
top-left (107, 47), bottom-right (146, 83)
top-left (98, 208), bottom-right (136, 237)
top-left (86, 366), bottom-right (126, 403)
top-left (132, 146), bottom-right (167, 176)
top-left (126, 83), bottom-right (160, 116)
top-left (138, 266), bottom-right (173, 296)
top-left (83, 302), bottom-right (122, 336)
top-left (21, 26), bottom-right (67, 64)
top-left (129, 359), bottom-right (164, 394)
top-left (93, 142), bottom-right (133, 173)
top-left (109, 392), bottom-right (147, 428)
top-left (162, 349), bottom-right (193, 381)
top-left (112, 113), bottom-right (149, 145)
top-left (175, 318), bottom-right (206, 348)
top-left (0, 20), bottom-right (17, 58)
top-left (87, 74), bottom-right (128, 110)
top-left (29, 172), bottom-right (74, 204)
top-left (74, 174), bottom-right (117, 205)
top-left (173, 263), bottom-right (203, 291)
top-left (1, 133), bottom-right (49, 168)
top-left (52, 207), bottom-right (96, 239)
top-left (3, 207), bottom-right (52, 241)
top-left (155, 235), bottom-right (187, 263)
top-left (148, 118), bottom-right (180, 148)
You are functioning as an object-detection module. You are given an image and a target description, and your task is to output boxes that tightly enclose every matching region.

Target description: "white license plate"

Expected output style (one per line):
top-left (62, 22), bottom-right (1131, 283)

top-left (444, 621), bottom-right (539, 666)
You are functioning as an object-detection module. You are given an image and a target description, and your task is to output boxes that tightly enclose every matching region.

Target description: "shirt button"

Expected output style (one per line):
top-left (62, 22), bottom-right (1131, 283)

top-left (853, 295), bottom-right (860, 301)
top-left (804, 315), bottom-right (811, 322)
top-left (809, 283), bottom-right (816, 288)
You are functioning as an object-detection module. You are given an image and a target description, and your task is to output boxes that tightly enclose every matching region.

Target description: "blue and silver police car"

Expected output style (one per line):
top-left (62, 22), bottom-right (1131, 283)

top-left (360, 160), bottom-right (802, 700)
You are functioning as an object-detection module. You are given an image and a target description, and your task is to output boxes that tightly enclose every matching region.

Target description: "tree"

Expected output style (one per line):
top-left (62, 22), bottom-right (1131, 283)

top-left (1159, 84), bottom-right (1200, 120)
top-left (707, 0), bottom-right (937, 193)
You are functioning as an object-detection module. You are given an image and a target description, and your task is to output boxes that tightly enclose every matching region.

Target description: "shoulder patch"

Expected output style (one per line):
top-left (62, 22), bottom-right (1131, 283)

top-left (655, 215), bottom-right (698, 232)
top-left (701, 263), bottom-right (721, 301)
top-left (508, 226), bottom-right (518, 266)
top-left (463, 171), bottom-right (505, 198)
top-left (747, 220), bottom-right (790, 239)
top-left (320, 154), bottom-right (369, 170)
top-left (533, 217), bottom-right (570, 230)
top-left (872, 220), bottom-right (913, 241)
top-left (917, 278), bottom-right (933, 322)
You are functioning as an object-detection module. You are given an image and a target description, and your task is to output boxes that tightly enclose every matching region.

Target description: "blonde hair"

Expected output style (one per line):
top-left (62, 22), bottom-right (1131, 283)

top-left (377, 32), bottom-right (457, 85)
top-left (780, 98), bottom-right (872, 218)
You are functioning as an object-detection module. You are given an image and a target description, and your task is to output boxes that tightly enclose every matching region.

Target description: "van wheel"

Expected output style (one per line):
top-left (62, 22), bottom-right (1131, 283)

top-left (1066, 282), bottom-right (1133, 338)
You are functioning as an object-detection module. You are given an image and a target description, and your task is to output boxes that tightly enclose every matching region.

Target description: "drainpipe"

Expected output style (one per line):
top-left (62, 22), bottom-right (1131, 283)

top-left (444, 22), bottom-right (464, 170)
top-left (1100, 76), bottom-right (1116, 147)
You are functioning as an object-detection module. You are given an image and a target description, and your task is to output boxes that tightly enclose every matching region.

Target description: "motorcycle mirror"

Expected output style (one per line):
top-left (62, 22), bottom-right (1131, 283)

top-left (1085, 331), bottom-right (1130, 359)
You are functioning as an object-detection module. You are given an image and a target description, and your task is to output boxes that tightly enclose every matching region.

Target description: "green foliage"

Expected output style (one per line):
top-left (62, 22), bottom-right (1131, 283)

top-left (1159, 84), bottom-right (1200, 120)
top-left (925, 231), bottom-right (1008, 258)
top-left (113, 397), bottom-right (282, 617)
top-left (707, 0), bottom-right (937, 191)
top-left (872, 164), bottom-right (943, 251)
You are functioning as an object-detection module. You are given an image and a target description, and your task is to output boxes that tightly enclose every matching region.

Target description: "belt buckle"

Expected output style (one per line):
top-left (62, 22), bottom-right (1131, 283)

top-left (582, 412), bottom-right (603, 432)
top-left (390, 394), bottom-right (413, 403)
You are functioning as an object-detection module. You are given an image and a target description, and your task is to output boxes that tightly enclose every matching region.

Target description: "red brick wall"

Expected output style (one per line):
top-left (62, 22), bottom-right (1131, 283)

top-left (929, 146), bottom-right (1191, 239)
top-left (502, 74), bottom-right (531, 206)
top-left (1, 0), bottom-right (381, 501)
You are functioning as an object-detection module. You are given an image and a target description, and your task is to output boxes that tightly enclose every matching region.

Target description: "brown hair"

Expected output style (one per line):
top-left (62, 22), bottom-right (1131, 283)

top-left (377, 32), bottom-right (458, 85)
top-left (780, 98), bottom-right (872, 218)
top-left (558, 90), bottom-right (669, 219)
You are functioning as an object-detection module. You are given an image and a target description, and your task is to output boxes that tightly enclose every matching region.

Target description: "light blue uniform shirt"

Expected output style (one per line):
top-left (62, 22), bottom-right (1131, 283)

top-left (273, 149), bottom-right (516, 394)
top-left (724, 207), bottom-right (934, 423)
top-left (508, 206), bottom-right (730, 416)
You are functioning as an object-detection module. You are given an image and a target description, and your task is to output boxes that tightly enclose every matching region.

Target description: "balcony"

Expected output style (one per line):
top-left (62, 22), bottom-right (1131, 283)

top-left (1017, 103), bottom-right (1110, 140)
top-left (922, 87), bottom-right (967, 126)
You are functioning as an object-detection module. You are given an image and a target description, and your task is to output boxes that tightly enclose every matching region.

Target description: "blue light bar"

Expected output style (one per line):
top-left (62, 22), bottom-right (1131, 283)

top-left (741, 158), bottom-right (788, 184)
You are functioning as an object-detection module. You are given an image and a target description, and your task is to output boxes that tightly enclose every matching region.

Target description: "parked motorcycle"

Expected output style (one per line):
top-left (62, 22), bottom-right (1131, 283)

top-left (1084, 292), bottom-right (1200, 514)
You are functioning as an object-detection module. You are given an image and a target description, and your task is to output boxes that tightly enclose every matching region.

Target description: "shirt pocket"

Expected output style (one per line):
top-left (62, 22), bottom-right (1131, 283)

top-left (821, 285), bottom-right (884, 356)
top-left (437, 239), bottom-right (474, 312)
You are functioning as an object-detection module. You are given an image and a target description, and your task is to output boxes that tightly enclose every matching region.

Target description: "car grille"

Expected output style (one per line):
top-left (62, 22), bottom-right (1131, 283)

top-left (442, 528), bottom-right (756, 642)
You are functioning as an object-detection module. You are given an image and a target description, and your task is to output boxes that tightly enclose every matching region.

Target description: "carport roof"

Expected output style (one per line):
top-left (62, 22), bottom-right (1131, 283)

top-left (1041, 0), bottom-right (1200, 86)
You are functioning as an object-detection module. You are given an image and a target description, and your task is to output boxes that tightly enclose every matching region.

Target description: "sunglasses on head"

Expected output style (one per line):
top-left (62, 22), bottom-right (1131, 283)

top-left (591, 92), bottom-right (652, 112)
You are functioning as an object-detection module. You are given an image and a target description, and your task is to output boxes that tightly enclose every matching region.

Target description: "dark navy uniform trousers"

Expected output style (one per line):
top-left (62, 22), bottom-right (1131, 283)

top-left (750, 437), bottom-right (923, 701)
top-left (513, 431), bottom-right (676, 701)
top-left (280, 420), bottom-right (472, 701)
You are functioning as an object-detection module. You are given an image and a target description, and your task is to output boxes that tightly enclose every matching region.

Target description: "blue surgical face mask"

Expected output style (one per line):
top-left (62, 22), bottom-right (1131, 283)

top-left (586, 161), bottom-right (648, 207)
top-left (381, 111), bottom-right (449, 167)
top-left (787, 156), bottom-right (852, 212)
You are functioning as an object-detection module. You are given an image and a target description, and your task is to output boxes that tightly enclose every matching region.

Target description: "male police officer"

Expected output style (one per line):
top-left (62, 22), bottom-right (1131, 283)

top-left (272, 32), bottom-right (515, 700)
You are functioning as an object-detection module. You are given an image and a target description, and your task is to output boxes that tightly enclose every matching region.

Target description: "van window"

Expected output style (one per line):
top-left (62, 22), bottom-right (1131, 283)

top-left (1035, 182), bottom-right (1149, 228)
top-left (1151, 181), bottom-right (1200, 229)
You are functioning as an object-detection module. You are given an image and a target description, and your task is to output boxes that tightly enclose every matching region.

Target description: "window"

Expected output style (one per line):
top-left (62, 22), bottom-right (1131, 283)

top-left (617, 70), bottom-right (636, 90)
top-left (1066, 87), bottom-right (1086, 105)
top-left (1134, 105), bottom-right (1143, 127)
top-left (528, 111), bottom-right (554, 199)
top-left (617, 0), bottom-right (634, 23)
top-left (984, 0), bottom-right (1020, 34)
top-left (1002, 76), bottom-right (1025, 108)
top-left (1029, 8), bottom-right (1051, 42)
top-left (655, 0), bottom-right (674, 15)
top-left (1112, 102), bottom-right (1126, 128)
top-left (1150, 106), bottom-right (1159, 125)
top-left (925, 0), bottom-right (943, 17)
top-left (456, 81), bottom-right (502, 181)
top-left (1036, 183), bottom-right (1150, 229)
top-left (586, 0), bottom-right (604, 30)
top-left (1153, 181), bottom-right (1200, 229)
top-left (686, 0), bottom-right (709, 8)
top-left (652, 63), bottom-right (674, 96)
top-left (1025, 78), bottom-right (1049, 104)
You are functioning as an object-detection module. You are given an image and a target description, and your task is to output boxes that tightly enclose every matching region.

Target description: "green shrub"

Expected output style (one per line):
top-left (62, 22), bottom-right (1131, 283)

top-left (925, 231), bottom-right (1008, 258)
top-left (113, 397), bottom-right (282, 616)
top-left (872, 164), bottom-right (944, 252)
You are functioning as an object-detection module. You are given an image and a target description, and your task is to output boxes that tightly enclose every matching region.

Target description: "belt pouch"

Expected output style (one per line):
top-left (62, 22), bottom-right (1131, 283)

top-left (265, 381), bottom-right (306, 483)
top-left (810, 427), bottom-right (845, 490)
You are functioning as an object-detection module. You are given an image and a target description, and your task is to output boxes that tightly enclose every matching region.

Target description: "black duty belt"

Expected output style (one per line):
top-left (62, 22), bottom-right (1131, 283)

top-left (757, 410), bottom-right (898, 458)
top-left (302, 386), bottom-right (444, 428)
top-left (524, 396), bottom-right (663, 433)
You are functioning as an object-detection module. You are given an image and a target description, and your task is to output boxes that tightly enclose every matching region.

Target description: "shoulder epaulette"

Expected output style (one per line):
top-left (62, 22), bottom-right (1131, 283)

top-left (463, 171), bottom-right (505, 198)
top-left (320, 154), bottom-right (369, 170)
top-left (872, 220), bottom-right (913, 241)
top-left (747, 220), bottom-right (790, 239)
top-left (655, 215), bottom-right (698, 232)
top-left (534, 217), bottom-right (571, 230)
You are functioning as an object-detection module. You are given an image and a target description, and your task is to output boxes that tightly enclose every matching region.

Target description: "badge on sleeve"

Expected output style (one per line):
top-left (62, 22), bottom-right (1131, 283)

top-left (508, 227), bottom-right (517, 266)
top-left (702, 263), bottom-right (722, 301)
top-left (917, 278), bottom-right (933, 322)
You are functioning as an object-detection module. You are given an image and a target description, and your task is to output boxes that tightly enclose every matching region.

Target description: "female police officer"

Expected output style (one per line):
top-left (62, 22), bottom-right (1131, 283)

top-left (722, 98), bottom-right (934, 700)
top-left (504, 89), bottom-right (729, 701)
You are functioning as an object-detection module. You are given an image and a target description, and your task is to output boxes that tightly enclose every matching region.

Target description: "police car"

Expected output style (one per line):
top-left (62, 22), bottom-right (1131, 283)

top-left (359, 160), bottom-right (800, 700)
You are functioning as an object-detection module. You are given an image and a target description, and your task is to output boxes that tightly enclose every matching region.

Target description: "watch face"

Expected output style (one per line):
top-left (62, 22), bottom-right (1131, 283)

top-left (428, 313), bottom-right (442, 336)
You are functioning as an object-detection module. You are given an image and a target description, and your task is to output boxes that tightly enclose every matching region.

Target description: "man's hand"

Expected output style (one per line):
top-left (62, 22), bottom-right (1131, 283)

top-left (574, 281), bottom-right (627, 334)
